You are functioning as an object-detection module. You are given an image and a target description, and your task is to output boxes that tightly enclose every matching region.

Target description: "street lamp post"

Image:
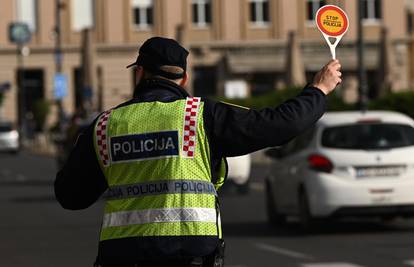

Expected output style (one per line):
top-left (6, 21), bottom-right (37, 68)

top-left (17, 44), bottom-right (26, 141)
top-left (358, 0), bottom-right (369, 111)
top-left (8, 22), bottom-right (31, 143)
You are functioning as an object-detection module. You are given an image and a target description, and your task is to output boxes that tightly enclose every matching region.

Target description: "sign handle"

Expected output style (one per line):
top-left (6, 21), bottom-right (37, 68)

top-left (315, 5), bottom-right (349, 60)
top-left (322, 33), bottom-right (344, 60)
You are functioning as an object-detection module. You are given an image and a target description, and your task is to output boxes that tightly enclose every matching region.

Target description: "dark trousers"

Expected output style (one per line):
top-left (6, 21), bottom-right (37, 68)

top-left (98, 258), bottom-right (210, 267)
top-left (99, 263), bottom-right (188, 267)
top-left (100, 264), bottom-right (188, 267)
top-left (96, 241), bottom-right (224, 267)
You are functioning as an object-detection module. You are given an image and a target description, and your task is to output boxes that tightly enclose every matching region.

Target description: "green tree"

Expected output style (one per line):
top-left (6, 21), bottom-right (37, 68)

top-left (369, 91), bottom-right (414, 118)
top-left (33, 99), bottom-right (51, 131)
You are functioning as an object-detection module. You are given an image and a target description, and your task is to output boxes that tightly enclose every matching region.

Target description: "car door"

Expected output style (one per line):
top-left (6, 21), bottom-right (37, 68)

top-left (270, 139), bottom-right (299, 213)
top-left (273, 128), bottom-right (316, 214)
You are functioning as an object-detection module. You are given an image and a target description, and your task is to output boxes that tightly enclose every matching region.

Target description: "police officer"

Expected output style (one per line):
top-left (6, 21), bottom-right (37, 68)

top-left (55, 37), bottom-right (341, 267)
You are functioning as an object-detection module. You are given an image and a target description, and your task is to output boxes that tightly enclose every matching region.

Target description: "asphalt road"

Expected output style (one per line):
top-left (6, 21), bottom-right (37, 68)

top-left (1, 151), bottom-right (414, 267)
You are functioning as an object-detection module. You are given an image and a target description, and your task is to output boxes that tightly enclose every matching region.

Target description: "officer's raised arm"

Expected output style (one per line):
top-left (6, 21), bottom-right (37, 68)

top-left (205, 60), bottom-right (342, 157)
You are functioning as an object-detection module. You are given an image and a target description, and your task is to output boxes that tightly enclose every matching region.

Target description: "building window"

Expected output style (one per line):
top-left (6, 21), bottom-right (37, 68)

top-left (16, 0), bottom-right (37, 32)
top-left (307, 0), bottom-right (326, 21)
top-left (249, 0), bottom-right (269, 26)
top-left (363, 0), bottom-right (381, 21)
top-left (132, 0), bottom-right (153, 29)
top-left (408, 11), bottom-right (414, 35)
top-left (71, 0), bottom-right (95, 32)
top-left (192, 0), bottom-right (212, 27)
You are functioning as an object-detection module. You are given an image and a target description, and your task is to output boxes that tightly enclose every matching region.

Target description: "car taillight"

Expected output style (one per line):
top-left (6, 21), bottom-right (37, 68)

top-left (308, 154), bottom-right (333, 173)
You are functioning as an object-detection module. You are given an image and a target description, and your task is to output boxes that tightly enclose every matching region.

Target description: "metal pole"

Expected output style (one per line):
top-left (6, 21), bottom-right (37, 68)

top-left (55, 0), bottom-right (65, 129)
top-left (357, 0), bottom-right (368, 111)
top-left (17, 44), bottom-right (26, 142)
top-left (55, 0), bottom-right (62, 73)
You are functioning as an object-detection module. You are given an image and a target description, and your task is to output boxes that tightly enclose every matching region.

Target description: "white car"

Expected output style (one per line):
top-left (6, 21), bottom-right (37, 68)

top-left (227, 154), bottom-right (251, 194)
top-left (265, 111), bottom-right (414, 229)
top-left (0, 121), bottom-right (19, 153)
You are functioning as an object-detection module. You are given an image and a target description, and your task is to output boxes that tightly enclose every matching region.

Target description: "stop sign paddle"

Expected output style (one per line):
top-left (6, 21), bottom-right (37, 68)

top-left (315, 5), bottom-right (349, 59)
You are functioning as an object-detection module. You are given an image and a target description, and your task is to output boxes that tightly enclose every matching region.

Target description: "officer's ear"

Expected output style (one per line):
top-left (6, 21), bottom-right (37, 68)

top-left (179, 72), bottom-right (188, 88)
top-left (135, 66), bottom-right (144, 85)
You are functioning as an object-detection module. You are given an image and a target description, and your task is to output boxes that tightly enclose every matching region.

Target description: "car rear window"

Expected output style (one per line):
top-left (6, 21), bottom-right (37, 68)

top-left (322, 123), bottom-right (414, 150)
top-left (0, 123), bottom-right (12, 132)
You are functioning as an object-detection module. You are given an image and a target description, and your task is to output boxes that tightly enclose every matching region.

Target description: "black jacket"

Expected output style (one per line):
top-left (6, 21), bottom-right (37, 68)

top-left (54, 78), bottom-right (326, 262)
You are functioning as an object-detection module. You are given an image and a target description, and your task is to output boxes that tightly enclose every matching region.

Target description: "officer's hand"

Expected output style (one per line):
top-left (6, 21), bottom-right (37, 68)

top-left (311, 59), bottom-right (342, 95)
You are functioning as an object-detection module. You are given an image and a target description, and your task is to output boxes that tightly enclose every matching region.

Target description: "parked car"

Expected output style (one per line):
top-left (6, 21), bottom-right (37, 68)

top-left (226, 154), bottom-right (252, 194)
top-left (265, 111), bottom-right (414, 229)
top-left (0, 121), bottom-right (19, 153)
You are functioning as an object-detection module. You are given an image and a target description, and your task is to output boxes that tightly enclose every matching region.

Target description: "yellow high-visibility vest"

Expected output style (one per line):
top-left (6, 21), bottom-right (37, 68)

top-left (93, 97), bottom-right (226, 262)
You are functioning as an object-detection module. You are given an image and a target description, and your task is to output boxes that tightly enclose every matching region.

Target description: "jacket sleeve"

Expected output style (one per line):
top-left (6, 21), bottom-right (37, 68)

top-left (54, 122), bottom-right (108, 210)
top-left (203, 86), bottom-right (327, 157)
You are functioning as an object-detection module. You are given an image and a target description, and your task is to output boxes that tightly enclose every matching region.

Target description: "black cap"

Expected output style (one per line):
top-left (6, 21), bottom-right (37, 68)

top-left (127, 37), bottom-right (189, 80)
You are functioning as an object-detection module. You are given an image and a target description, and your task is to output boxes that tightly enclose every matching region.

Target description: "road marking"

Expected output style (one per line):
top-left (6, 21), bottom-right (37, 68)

top-left (404, 260), bottom-right (414, 266)
top-left (250, 182), bottom-right (264, 192)
top-left (254, 242), bottom-right (313, 260)
top-left (301, 263), bottom-right (365, 267)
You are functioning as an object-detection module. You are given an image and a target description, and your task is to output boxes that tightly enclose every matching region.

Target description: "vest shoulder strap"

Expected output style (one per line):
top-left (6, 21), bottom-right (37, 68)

top-left (95, 109), bottom-right (113, 167)
top-left (182, 97), bottom-right (201, 158)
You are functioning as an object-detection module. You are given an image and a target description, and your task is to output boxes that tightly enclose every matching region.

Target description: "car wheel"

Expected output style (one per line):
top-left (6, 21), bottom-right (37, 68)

top-left (298, 188), bottom-right (315, 231)
top-left (265, 179), bottom-right (286, 226)
top-left (9, 150), bottom-right (19, 155)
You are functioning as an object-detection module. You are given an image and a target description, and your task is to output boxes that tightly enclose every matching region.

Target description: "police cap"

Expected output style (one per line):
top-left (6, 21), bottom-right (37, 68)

top-left (126, 36), bottom-right (189, 80)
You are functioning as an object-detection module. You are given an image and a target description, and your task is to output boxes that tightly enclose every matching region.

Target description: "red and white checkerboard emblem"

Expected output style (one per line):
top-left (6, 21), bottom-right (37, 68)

top-left (96, 110), bottom-right (112, 167)
top-left (182, 97), bottom-right (201, 158)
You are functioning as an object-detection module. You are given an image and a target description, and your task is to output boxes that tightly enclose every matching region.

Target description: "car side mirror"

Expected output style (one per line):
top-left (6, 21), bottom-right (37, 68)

top-left (265, 147), bottom-right (283, 159)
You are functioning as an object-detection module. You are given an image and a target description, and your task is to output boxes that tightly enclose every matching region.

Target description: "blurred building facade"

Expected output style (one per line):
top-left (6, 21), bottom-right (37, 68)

top-left (0, 0), bottom-right (413, 126)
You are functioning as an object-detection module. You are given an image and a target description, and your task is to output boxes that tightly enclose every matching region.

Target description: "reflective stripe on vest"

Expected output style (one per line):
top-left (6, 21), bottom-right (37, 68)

top-left (102, 207), bottom-right (217, 228)
top-left (105, 179), bottom-right (217, 200)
